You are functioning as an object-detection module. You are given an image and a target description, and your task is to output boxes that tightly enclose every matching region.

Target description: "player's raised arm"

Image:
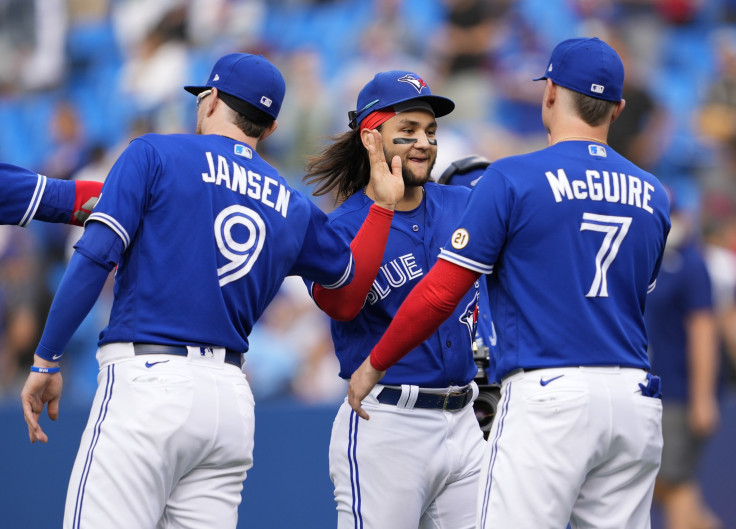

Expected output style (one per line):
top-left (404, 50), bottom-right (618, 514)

top-left (310, 129), bottom-right (403, 321)
top-left (0, 162), bottom-right (103, 226)
top-left (363, 129), bottom-right (403, 211)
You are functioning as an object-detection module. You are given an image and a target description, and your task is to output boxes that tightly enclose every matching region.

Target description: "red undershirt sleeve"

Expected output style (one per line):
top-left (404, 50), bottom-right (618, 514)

top-left (69, 180), bottom-right (104, 226)
top-left (313, 204), bottom-right (394, 321)
top-left (370, 259), bottom-right (481, 371)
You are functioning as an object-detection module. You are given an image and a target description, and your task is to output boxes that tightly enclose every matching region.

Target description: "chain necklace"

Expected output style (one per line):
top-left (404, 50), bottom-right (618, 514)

top-left (553, 136), bottom-right (607, 145)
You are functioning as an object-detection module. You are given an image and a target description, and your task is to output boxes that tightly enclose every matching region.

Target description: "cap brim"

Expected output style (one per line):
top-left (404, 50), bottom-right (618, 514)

top-left (184, 85), bottom-right (210, 96)
top-left (532, 75), bottom-right (547, 81)
top-left (377, 94), bottom-right (455, 118)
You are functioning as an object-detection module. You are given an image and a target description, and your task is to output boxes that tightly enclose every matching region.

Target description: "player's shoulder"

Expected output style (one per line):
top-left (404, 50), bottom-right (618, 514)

top-left (426, 180), bottom-right (472, 202)
top-left (0, 162), bottom-right (39, 179)
top-left (130, 132), bottom-right (181, 147)
top-left (327, 192), bottom-right (372, 222)
top-left (426, 180), bottom-right (470, 196)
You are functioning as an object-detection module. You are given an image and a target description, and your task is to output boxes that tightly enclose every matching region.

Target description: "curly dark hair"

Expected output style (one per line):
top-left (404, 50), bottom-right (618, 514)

top-left (303, 128), bottom-right (372, 204)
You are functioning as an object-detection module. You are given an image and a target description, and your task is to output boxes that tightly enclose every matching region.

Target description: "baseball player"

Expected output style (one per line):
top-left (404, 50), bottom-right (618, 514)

top-left (20, 53), bottom-right (403, 529)
top-left (348, 38), bottom-right (671, 529)
top-left (438, 155), bottom-right (498, 374)
top-left (438, 155), bottom-right (501, 437)
top-left (303, 70), bottom-right (486, 529)
top-left (0, 162), bottom-right (102, 226)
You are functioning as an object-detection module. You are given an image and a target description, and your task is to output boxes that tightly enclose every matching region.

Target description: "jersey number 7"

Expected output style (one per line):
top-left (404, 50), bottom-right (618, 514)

top-left (580, 213), bottom-right (632, 298)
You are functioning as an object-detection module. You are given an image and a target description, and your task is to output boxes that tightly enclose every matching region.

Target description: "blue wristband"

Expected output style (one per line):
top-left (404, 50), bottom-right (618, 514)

top-left (30, 366), bottom-right (61, 374)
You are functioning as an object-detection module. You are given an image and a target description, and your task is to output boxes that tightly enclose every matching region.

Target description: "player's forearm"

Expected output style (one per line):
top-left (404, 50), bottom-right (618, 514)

top-left (686, 311), bottom-right (719, 399)
top-left (35, 251), bottom-right (111, 362)
top-left (35, 178), bottom-right (103, 225)
top-left (313, 204), bottom-right (393, 321)
top-left (370, 259), bottom-right (480, 371)
top-left (69, 180), bottom-right (104, 225)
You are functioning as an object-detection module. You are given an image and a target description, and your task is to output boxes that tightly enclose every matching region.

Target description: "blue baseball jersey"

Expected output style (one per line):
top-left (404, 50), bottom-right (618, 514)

top-left (0, 162), bottom-right (78, 225)
top-left (441, 168), bottom-right (498, 383)
top-left (86, 133), bottom-right (354, 353)
top-left (309, 182), bottom-right (480, 387)
top-left (644, 242), bottom-right (713, 402)
top-left (439, 141), bottom-right (671, 380)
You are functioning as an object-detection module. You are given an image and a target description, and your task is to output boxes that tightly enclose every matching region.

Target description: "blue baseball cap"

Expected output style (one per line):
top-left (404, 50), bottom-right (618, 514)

top-left (349, 70), bottom-right (455, 129)
top-left (533, 37), bottom-right (624, 102)
top-left (185, 53), bottom-right (285, 120)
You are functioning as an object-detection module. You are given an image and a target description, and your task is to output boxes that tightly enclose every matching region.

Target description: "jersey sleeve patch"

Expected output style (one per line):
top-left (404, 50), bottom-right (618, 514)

top-left (450, 228), bottom-right (470, 250)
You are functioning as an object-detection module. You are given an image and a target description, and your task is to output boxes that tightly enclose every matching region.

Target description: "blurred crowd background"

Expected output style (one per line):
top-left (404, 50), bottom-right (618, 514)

top-left (0, 0), bottom-right (735, 414)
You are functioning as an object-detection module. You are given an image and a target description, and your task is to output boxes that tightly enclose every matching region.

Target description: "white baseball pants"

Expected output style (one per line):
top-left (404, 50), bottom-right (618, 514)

top-left (63, 343), bottom-right (255, 529)
top-left (330, 383), bottom-right (486, 529)
top-left (478, 366), bottom-right (663, 529)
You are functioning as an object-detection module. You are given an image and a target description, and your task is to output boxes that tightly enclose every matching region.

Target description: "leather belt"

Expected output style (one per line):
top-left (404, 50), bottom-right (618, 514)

top-left (377, 386), bottom-right (473, 411)
top-left (132, 343), bottom-right (242, 368)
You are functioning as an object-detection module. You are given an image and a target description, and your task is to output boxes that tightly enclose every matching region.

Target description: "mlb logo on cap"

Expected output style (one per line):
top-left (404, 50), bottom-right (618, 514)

top-left (533, 37), bottom-right (624, 102)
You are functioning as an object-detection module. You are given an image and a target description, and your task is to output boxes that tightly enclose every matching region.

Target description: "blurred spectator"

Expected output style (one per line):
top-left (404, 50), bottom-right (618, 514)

top-left (435, 0), bottom-right (501, 76)
top-left (0, 227), bottom-right (44, 397)
top-left (645, 198), bottom-right (723, 529)
top-left (607, 32), bottom-right (669, 171)
top-left (268, 48), bottom-right (334, 179)
top-left (431, 0), bottom-right (500, 123)
top-left (702, 193), bottom-right (736, 378)
top-left (42, 100), bottom-right (92, 181)
top-left (118, 6), bottom-right (191, 132)
top-left (0, 0), bottom-right (67, 95)
top-left (697, 28), bottom-right (736, 146)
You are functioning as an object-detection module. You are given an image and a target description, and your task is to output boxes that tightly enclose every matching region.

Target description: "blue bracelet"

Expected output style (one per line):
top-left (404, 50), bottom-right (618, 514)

top-left (30, 366), bottom-right (60, 374)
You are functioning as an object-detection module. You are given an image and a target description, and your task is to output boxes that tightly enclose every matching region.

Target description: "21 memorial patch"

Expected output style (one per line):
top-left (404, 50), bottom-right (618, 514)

top-left (451, 228), bottom-right (469, 249)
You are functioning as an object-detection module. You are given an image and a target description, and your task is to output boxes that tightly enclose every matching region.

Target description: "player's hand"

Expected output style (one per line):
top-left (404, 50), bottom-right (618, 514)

top-left (21, 358), bottom-right (63, 444)
top-left (363, 129), bottom-right (404, 211)
top-left (689, 393), bottom-right (720, 437)
top-left (347, 356), bottom-right (385, 420)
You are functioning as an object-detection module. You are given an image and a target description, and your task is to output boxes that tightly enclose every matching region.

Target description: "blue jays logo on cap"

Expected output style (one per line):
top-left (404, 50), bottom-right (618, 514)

top-left (533, 37), bottom-right (624, 102)
top-left (349, 70), bottom-right (455, 129)
top-left (398, 74), bottom-right (428, 93)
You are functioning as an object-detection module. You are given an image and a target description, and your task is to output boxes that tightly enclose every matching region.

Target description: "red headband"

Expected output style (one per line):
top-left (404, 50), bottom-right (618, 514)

top-left (360, 109), bottom-right (396, 131)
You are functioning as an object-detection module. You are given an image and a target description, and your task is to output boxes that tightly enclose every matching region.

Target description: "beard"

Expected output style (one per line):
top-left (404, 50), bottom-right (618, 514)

top-left (383, 146), bottom-right (436, 188)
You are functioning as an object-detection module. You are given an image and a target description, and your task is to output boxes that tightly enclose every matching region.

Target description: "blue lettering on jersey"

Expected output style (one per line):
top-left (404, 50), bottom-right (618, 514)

top-left (202, 152), bottom-right (290, 217)
top-left (545, 168), bottom-right (655, 214)
top-left (366, 252), bottom-right (423, 304)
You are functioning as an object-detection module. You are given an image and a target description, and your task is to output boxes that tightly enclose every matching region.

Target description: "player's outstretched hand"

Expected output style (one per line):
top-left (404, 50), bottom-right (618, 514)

top-left (21, 361), bottom-right (63, 444)
top-left (347, 356), bottom-right (386, 420)
top-left (363, 129), bottom-right (404, 211)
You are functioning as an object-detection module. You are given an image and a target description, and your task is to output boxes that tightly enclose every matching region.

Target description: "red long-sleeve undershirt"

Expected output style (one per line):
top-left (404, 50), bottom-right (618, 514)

top-left (313, 204), bottom-right (394, 321)
top-left (70, 180), bottom-right (104, 226)
top-left (369, 258), bottom-right (481, 371)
